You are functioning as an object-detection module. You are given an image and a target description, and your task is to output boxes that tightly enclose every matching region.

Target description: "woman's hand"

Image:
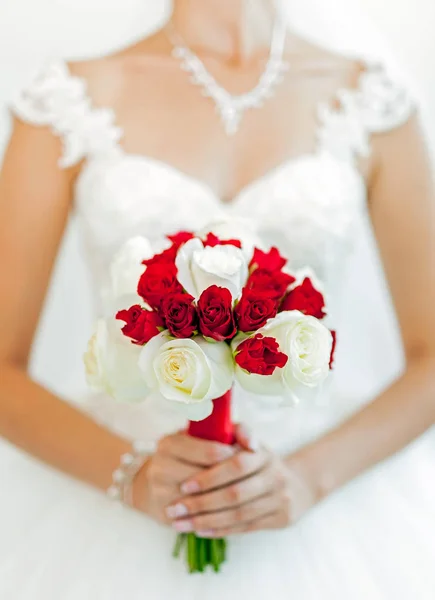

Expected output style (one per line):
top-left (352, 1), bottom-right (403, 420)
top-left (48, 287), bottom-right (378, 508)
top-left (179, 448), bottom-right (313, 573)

top-left (166, 429), bottom-right (318, 537)
top-left (132, 432), bottom-right (235, 524)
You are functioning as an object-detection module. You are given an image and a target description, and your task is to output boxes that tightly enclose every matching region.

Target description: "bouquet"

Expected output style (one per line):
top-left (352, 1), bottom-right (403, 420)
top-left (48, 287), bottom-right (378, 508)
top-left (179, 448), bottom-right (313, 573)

top-left (84, 221), bottom-right (336, 573)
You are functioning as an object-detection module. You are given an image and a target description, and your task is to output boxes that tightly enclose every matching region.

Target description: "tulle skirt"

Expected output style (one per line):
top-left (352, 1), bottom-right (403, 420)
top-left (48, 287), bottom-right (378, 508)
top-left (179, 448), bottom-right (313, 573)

top-left (1, 423), bottom-right (435, 600)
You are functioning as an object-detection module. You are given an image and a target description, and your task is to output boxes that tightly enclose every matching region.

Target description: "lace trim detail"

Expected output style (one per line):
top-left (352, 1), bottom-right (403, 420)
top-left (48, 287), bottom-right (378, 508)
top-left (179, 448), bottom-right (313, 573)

top-left (11, 61), bottom-right (123, 168)
top-left (316, 61), bottom-right (415, 162)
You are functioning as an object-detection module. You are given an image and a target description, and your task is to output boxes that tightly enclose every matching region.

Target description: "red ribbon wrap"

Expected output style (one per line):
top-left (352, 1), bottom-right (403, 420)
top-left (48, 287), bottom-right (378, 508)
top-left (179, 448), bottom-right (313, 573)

top-left (187, 390), bottom-right (234, 445)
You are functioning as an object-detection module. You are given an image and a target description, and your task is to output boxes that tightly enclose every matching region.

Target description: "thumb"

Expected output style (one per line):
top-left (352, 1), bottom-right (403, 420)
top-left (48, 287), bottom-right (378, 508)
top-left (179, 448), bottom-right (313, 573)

top-left (234, 424), bottom-right (260, 452)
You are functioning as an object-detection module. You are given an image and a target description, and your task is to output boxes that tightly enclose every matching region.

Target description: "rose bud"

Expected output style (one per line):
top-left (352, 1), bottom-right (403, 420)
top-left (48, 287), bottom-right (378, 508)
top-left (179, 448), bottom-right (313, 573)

top-left (249, 247), bottom-right (287, 272)
top-left (197, 285), bottom-right (237, 341)
top-left (161, 293), bottom-right (198, 338)
top-left (142, 246), bottom-right (177, 268)
top-left (116, 305), bottom-right (164, 345)
top-left (281, 277), bottom-right (326, 319)
top-left (235, 334), bottom-right (288, 376)
top-left (235, 289), bottom-right (279, 332)
top-left (137, 263), bottom-right (183, 310)
top-left (246, 268), bottom-right (295, 300)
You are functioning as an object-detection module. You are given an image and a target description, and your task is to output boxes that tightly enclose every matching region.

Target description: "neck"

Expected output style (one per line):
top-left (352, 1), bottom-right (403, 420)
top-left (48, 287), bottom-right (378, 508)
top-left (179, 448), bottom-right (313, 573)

top-left (171, 0), bottom-right (278, 62)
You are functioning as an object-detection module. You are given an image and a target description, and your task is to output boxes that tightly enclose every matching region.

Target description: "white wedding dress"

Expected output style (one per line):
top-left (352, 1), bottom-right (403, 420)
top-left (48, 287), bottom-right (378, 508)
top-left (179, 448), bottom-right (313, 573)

top-left (1, 57), bottom-right (435, 599)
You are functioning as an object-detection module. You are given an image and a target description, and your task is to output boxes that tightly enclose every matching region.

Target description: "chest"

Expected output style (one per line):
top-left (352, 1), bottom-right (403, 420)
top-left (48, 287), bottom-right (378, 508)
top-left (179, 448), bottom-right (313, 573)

top-left (111, 62), bottom-right (369, 201)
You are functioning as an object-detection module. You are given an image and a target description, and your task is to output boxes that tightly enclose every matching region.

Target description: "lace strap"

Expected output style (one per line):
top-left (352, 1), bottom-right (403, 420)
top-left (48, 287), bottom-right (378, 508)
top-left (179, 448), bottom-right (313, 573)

top-left (11, 61), bottom-right (123, 168)
top-left (316, 60), bottom-right (415, 162)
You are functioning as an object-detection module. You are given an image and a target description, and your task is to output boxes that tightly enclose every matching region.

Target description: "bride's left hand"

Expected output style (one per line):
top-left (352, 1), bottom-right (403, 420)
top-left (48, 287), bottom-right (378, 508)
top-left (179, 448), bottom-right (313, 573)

top-left (166, 427), bottom-right (318, 537)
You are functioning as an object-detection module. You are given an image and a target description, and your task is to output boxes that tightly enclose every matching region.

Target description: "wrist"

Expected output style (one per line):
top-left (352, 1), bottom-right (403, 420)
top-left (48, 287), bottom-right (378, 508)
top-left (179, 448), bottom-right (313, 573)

top-left (285, 436), bottom-right (339, 506)
top-left (131, 458), bottom-right (152, 513)
top-left (107, 441), bottom-right (155, 506)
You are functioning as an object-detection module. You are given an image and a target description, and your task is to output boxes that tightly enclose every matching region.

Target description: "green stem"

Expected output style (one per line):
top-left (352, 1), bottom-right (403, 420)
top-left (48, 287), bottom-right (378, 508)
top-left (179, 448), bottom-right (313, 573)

top-left (210, 539), bottom-right (221, 572)
top-left (205, 538), bottom-right (212, 566)
top-left (219, 538), bottom-right (226, 565)
top-left (187, 533), bottom-right (197, 573)
top-left (198, 537), bottom-right (206, 572)
top-left (221, 538), bottom-right (227, 556)
top-left (172, 533), bottom-right (185, 559)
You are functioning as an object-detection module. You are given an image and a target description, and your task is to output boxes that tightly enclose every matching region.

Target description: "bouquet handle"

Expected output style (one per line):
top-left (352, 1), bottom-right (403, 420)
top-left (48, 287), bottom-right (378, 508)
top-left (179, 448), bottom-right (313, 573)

top-left (174, 390), bottom-right (234, 573)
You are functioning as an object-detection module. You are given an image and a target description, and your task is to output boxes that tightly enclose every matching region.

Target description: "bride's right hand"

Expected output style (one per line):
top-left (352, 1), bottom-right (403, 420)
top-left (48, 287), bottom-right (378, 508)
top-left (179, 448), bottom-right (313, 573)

top-left (131, 432), bottom-right (235, 524)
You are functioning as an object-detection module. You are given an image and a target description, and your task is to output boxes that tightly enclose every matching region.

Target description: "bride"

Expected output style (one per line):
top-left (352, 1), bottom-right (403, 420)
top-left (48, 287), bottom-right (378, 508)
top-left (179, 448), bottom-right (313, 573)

top-left (0, 0), bottom-right (434, 597)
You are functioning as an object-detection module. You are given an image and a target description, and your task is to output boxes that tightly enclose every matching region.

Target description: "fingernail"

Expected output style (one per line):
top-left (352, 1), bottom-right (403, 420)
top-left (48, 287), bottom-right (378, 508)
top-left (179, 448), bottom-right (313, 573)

top-left (196, 530), bottom-right (215, 538)
top-left (217, 446), bottom-right (235, 460)
top-left (166, 503), bottom-right (188, 519)
top-left (181, 481), bottom-right (200, 495)
top-left (173, 520), bottom-right (194, 533)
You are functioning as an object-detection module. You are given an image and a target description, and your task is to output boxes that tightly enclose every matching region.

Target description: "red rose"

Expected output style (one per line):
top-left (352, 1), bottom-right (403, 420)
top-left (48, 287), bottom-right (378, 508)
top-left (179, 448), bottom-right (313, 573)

top-left (281, 277), bottom-right (326, 319)
top-left (142, 245), bottom-right (177, 268)
top-left (161, 293), bottom-right (198, 338)
top-left (249, 247), bottom-right (287, 272)
top-left (167, 231), bottom-right (195, 248)
top-left (203, 232), bottom-right (242, 249)
top-left (137, 263), bottom-right (183, 310)
top-left (235, 289), bottom-right (279, 332)
top-left (143, 232), bottom-right (195, 268)
top-left (247, 268), bottom-right (295, 300)
top-left (235, 334), bottom-right (288, 375)
top-left (197, 285), bottom-right (237, 341)
top-left (329, 330), bottom-right (337, 369)
top-left (116, 305), bottom-right (163, 345)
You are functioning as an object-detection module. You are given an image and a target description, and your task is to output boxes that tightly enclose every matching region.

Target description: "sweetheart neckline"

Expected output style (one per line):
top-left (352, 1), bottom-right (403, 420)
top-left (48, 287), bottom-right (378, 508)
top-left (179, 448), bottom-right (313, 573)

top-left (82, 149), bottom-right (364, 210)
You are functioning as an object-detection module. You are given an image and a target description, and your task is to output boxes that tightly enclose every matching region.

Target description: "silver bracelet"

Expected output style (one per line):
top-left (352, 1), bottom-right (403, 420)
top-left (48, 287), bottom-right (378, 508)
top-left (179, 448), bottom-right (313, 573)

top-left (107, 440), bottom-right (156, 506)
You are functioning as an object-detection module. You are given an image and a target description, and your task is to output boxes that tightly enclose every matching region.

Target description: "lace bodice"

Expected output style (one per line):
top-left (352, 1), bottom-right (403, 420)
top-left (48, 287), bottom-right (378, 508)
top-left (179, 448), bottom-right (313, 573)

top-left (11, 59), bottom-right (414, 452)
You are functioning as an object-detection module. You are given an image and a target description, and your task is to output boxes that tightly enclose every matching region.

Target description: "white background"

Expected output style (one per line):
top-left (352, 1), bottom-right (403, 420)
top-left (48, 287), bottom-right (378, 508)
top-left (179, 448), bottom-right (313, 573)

top-left (0, 0), bottom-right (434, 398)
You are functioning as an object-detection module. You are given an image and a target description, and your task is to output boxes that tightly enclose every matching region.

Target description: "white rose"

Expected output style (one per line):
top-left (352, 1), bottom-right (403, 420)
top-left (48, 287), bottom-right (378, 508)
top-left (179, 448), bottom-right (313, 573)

top-left (234, 311), bottom-right (332, 402)
top-left (138, 332), bottom-right (234, 421)
top-left (175, 238), bottom-right (248, 301)
top-left (84, 319), bottom-right (149, 403)
top-left (104, 236), bottom-right (153, 312)
top-left (196, 217), bottom-right (263, 262)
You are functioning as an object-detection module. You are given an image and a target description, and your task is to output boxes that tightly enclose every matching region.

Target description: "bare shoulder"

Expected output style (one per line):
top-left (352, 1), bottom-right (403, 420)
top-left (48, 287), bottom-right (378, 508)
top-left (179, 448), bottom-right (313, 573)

top-left (67, 30), bottom-right (171, 105)
top-left (286, 34), bottom-right (364, 88)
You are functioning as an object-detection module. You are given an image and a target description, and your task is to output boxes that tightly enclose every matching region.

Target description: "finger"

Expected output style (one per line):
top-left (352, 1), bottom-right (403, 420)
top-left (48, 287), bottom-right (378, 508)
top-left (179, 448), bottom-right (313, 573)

top-left (233, 424), bottom-right (260, 452)
top-left (224, 512), bottom-right (283, 536)
top-left (181, 448), bottom-right (270, 495)
top-left (147, 454), bottom-right (202, 486)
top-left (188, 493), bottom-right (282, 535)
top-left (209, 510), bottom-right (288, 537)
top-left (157, 433), bottom-right (235, 467)
top-left (169, 467), bottom-right (277, 521)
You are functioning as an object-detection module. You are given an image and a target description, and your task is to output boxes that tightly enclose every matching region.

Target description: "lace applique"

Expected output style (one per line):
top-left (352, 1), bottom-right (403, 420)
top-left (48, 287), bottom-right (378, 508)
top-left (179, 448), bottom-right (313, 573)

top-left (316, 61), bottom-right (415, 162)
top-left (11, 61), bottom-right (123, 168)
